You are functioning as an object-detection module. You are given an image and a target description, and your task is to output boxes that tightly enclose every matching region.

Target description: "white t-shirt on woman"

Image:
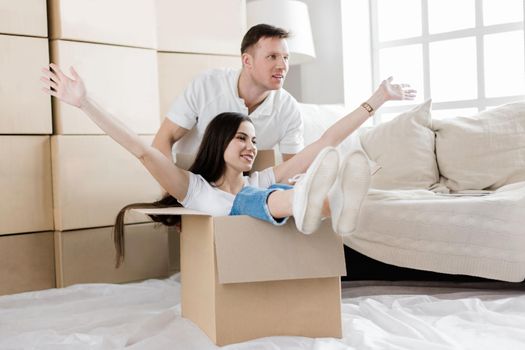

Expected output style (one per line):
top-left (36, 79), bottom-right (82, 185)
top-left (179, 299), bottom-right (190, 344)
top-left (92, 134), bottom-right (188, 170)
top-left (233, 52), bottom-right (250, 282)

top-left (181, 167), bottom-right (276, 216)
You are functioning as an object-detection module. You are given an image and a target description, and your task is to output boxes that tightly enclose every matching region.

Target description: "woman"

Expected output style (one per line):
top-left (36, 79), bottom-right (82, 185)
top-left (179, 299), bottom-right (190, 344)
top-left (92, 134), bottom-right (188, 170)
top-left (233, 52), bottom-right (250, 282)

top-left (41, 64), bottom-right (415, 263)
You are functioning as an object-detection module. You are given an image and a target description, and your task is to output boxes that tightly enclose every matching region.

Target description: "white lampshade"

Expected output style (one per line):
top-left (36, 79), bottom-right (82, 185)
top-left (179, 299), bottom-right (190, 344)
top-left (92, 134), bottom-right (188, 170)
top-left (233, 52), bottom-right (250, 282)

top-left (247, 0), bottom-right (316, 65)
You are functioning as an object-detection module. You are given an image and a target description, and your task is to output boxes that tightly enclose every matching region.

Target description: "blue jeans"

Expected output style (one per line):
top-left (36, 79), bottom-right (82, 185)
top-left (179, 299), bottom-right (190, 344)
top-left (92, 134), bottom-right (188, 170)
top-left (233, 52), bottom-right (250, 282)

top-left (229, 184), bottom-right (293, 225)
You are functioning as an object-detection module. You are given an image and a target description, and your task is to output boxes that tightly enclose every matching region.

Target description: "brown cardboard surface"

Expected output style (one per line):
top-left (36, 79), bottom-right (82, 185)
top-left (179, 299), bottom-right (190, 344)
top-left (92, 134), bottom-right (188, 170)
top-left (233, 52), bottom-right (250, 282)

top-left (0, 35), bottom-right (52, 134)
top-left (135, 208), bottom-right (207, 216)
top-left (214, 277), bottom-right (342, 345)
top-left (158, 52), bottom-right (239, 119)
top-left (48, 0), bottom-right (156, 48)
top-left (213, 217), bottom-right (346, 284)
top-left (0, 136), bottom-right (53, 235)
top-left (51, 40), bottom-right (160, 134)
top-left (51, 135), bottom-right (163, 231)
top-left (156, 0), bottom-right (244, 54)
top-left (0, 232), bottom-right (55, 296)
top-left (135, 216), bottom-right (345, 281)
top-left (180, 216), bottom-right (217, 342)
top-left (0, 0), bottom-right (47, 37)
top-left (56, 223), bottom-right (169, 287)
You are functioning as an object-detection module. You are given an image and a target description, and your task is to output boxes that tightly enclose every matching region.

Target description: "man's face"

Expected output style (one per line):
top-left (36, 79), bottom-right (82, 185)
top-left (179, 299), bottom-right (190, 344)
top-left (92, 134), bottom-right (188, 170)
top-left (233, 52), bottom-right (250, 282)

top-left (244, 36), bottom-right (290, 91)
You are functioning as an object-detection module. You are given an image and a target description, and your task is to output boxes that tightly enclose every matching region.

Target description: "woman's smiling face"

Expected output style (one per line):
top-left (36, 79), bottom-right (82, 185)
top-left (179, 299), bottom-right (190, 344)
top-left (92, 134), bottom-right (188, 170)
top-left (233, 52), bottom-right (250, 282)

top-left (223, 121), bottom-right (258, 173)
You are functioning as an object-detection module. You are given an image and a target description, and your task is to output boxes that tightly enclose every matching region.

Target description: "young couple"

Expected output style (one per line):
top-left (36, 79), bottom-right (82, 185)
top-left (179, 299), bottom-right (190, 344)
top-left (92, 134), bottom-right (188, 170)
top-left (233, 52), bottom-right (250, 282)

top-left (41, 24), bottom-right (415, 265)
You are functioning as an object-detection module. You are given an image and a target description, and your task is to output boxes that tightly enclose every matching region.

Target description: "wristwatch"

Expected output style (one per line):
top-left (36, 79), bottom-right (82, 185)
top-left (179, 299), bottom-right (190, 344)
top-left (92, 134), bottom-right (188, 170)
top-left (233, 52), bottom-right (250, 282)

top-left (360, 102), bottom-right (374, 115)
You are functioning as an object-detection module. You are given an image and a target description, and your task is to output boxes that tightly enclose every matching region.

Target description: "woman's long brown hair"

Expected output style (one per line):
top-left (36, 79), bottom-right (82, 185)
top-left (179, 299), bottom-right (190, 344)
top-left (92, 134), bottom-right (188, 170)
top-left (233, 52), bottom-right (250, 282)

top-left (113, 112), bottom-right (253, 268)
top-left (113, 195), bottom-right (182, 268)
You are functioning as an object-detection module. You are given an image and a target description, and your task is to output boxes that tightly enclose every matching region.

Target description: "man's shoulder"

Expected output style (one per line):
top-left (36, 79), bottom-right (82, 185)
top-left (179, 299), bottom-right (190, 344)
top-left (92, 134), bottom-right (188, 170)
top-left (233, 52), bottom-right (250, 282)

top-left (272, 88), bottom-right (300, 113)
top-left (195, 67), bottom-right (237, 85)
top-left (189, 67), bottom-right (238, 98)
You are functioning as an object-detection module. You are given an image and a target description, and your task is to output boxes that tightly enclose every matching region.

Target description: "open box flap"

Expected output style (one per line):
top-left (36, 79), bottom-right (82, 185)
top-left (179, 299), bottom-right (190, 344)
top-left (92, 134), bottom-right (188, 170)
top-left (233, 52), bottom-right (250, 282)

top-left (133, 207), bottom-right (208, 216)
top-left (132, 209), bottom-right (347, 284)
top-left (213, 216), bottom-right (346, 284)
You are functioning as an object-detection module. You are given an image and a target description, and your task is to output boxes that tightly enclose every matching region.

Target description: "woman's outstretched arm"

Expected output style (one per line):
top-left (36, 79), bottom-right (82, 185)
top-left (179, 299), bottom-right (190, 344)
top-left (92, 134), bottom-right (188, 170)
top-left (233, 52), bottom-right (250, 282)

top-left (41, 63), bottom-right (190, 202)
top-left (272, 77), bottom-right (416, 183)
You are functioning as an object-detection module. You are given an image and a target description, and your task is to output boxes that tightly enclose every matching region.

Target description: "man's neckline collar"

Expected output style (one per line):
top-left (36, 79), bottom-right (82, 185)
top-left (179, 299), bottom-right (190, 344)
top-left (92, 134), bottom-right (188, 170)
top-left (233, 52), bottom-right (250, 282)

top-left (233, 69), bottom-right (275, 116)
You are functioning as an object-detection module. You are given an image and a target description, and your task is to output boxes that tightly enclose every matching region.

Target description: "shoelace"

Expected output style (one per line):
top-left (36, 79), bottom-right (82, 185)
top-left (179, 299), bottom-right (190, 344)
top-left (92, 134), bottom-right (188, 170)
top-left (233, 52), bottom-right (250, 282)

top-left (370, 163), bottom-right (382, 176)
top-left (288, 173), bottom-right (306, 184)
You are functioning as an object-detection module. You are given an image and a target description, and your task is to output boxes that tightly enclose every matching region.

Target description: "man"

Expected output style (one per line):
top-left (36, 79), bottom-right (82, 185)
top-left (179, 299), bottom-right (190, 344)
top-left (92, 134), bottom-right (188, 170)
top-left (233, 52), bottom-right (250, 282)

top-left (152, 24), bottom-right (304, 162)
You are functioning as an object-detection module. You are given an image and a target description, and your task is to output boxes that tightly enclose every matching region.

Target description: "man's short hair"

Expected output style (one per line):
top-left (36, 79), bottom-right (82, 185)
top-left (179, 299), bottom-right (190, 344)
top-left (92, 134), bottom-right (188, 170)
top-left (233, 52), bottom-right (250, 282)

top-left (241, 24), bottom-right (289, 54)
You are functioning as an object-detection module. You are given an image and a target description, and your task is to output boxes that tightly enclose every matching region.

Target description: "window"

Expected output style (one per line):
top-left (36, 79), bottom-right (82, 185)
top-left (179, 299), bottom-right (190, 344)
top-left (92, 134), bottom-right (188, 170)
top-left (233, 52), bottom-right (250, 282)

top-left (346, 0), bottom-right (525, 123)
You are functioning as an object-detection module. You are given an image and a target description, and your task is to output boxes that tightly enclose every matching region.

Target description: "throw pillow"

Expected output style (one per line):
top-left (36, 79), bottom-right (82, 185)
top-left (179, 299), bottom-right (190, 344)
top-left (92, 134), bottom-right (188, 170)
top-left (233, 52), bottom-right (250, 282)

top-left (433, 101), bottom-right (525, 190)
top-left (359, 100), bottom-right (439, 189)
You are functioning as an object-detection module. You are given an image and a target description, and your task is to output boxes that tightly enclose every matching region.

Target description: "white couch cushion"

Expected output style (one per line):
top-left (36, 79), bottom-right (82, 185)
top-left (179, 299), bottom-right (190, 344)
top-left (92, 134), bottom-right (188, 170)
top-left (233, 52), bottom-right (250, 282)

top-left (345, 182), bottom-right (525, 282)
top-left (359, 100), bottom-right (439, 190)
top-left (433, 101), bottom-right (525, 191)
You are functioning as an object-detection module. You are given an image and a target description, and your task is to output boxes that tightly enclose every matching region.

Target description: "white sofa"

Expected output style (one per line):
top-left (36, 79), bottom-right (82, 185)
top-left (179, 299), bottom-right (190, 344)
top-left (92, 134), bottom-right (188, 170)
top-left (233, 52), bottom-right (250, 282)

top-left (299, 100), bottom-right (525, 282)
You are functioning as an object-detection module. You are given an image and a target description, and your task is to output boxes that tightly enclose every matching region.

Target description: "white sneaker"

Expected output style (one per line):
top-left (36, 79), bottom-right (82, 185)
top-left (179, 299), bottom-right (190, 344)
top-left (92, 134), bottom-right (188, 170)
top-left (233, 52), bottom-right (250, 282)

top-left (329, 150), bottom-right (371, 236)
top-left (291, 147), bottom-right (339, 234)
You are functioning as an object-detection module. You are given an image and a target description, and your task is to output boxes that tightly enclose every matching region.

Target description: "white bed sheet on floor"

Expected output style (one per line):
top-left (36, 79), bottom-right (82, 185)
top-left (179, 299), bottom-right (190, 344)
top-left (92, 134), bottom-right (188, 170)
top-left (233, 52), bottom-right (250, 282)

top-left (1, 275), bottom-right (524, 350)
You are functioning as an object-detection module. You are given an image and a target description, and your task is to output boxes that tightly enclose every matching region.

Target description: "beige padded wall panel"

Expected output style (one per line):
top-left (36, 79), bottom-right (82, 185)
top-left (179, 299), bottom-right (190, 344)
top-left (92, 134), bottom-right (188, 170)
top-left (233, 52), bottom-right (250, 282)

top-left (56, 224), bottom-right (169, 287)
top-left (156, 0), bottom-right (246, 54)
top-left (158, 52), bottom-right (240, 118)
top-left (0, 35), bottom-right (52, 134)
top-left (49, 0), bottom-right (156, 49)
top-left (0, 232), bottom-right (55, 296)
top-left (51, 135), bottom-right (163, 231)
top-left (51, 40), bottom-right (160, 134)
top-left (0, 136), bottom-right (53, 235)
top-left (0, 0), bottom-right (47, 37)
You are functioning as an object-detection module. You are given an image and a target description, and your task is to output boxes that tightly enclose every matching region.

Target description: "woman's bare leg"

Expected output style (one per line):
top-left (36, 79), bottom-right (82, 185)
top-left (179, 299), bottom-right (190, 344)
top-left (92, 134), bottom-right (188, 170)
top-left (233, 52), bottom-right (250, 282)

top-left (267, 190), bottom-right (293, 218)
top-left (267, 190), bottom-right (331, 219)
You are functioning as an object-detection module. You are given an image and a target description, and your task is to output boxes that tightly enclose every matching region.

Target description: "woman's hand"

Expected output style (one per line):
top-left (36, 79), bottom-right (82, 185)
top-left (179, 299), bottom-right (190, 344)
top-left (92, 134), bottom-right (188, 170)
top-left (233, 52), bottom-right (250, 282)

top-left (379, 76), bottom-right (417, 101)
top-left (41, 63), bottom-right (86, 108)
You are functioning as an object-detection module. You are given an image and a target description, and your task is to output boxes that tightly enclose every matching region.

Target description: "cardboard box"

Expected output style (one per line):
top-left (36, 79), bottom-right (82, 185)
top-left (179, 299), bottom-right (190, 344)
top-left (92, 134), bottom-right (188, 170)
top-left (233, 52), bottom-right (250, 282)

top-left (156, 0), bottom-right (245, 55)
top-left (0, 232), bottom-right (55, 296)
top-left (136, 208), bottom-right (345, 345)
top-left (0, 0), bottom-right (47, 37)
top-left (158, 52), bottom-right (240, 120)
top-left (55, 223), bottom-right (169, 287)
top-left (0, 35), bottom-right (52, 134)
top-left (51, 135), bottom-right (163, 231)
top-left (51, 40), bottom-right (160, 134)
top-left (0, 136), bottom-right (53, 235)
top-left (48, 0), bottom-right (156, 48)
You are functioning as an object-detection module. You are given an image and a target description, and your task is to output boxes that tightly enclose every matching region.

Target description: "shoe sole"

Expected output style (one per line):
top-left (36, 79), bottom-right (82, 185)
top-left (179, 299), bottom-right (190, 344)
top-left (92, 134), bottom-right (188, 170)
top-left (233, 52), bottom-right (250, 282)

top-left (300, 148), bottom-right (339, 234)
top-left (335, 152), bottom-right (371, 235)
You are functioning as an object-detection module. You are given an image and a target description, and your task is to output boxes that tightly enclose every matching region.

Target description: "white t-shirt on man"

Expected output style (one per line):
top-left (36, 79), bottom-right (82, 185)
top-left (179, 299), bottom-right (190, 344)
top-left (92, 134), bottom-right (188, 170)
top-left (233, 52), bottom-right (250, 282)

top-left (166, 68), bottom-right (304, 155)
top-left (181, 167), bottom-right (276, 216)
